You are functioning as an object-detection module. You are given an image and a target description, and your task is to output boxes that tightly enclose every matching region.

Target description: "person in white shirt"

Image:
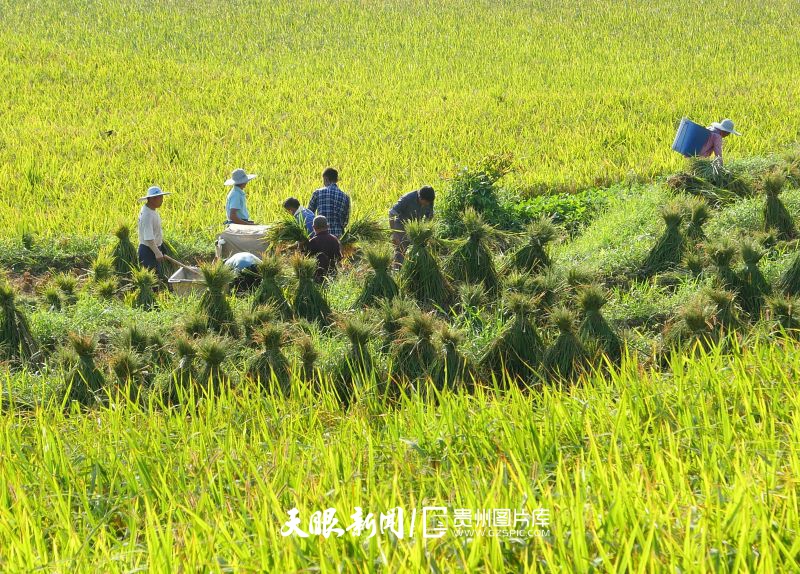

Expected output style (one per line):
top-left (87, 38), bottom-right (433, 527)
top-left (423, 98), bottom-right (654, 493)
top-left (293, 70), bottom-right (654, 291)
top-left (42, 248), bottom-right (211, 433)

top-left (137, 186), bottom-right (170, 273)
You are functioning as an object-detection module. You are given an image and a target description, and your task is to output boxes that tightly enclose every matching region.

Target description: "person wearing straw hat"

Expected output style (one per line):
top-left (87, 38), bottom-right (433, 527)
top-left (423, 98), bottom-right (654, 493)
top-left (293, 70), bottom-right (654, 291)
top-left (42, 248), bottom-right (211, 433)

top-left (137, 186), bottom-right (171, 273)
top-left (699, 119), bottom-right (741, 165)
top-left (224, 168), bottom-right (258, 225)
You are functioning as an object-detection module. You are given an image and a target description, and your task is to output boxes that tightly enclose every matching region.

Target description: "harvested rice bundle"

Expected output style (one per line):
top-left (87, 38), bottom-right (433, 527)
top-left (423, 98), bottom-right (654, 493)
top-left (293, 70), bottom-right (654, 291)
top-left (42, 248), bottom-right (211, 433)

top-left (167, 337), bottom-right (197, 403)
top-left (686, 198), bottom-right (711, 241)
top-left (290, 254), bottom-right (332, 325)
top-left (132, 267), bottom-right (158, 309)
top-left (390, 310), bottom-right (442, 394)
top-left (267, 216), bottom-right (310, 250)
top-left (297, 335), bottom-right (319, 385)
top-left (242, 305), bottom-right (276, 345)
top-left (109, 348), bottom-right (147, 402)
top-left (440, 324), bottom-right (473, 392)
top-left (252, 255), bottom-right (292, 319)
top-left (577, 284), bottom-right (621, 362)
top-left (380, 297), bottom-right (417, 352)
top-left (247, 324), bottom-right (291, 396)
top-left (480, 294), bottom-right (544, 387)
top-left (112, 224), bottom-right (138, 278)
top-left (663, 299), bottom-right (717, 355)
top-left (340, 217), bottom-right (388, 257)
top-left (65, 333), bottom-right (105, 406)
top-left (399, 220), bottom-right (454, 310)
top-left (196, 336), bottom-right (230, 395)
top-left (738, 239), bottom-right (771, 317)
top-left (91, 252), bottom-right (114, 283)
top-left (446, 209), bottom-right (500, 294)
top-left (544, 307), bottom-right (587, 384)
top-left (762, 171), bottom-right (796, 240)
top-left (706, 238), bottom-right (739, 291)
top-left (336, 318), bottom-right (377, 405)
top-left (0, 282), bottom-right (38, 363)
top-left (640, 203), bottom-right (685, 278)
top-left (767, 296), bottom-right (800, 335)
top-left (510, 217), bottom-right (558, 274)
top-left (355, 245), bottom-right (399, 307)
top-left (199, 261), bottom-right (239, 337)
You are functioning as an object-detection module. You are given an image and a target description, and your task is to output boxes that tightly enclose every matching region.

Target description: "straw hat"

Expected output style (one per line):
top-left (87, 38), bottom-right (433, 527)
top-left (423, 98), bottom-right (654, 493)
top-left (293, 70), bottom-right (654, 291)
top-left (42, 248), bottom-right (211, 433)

top-left (225, 168), bottom-right (258, 186)
top-left (138, 186), bottom-right (171, 201)
top-left (710, 119), bottom-right (741, 136)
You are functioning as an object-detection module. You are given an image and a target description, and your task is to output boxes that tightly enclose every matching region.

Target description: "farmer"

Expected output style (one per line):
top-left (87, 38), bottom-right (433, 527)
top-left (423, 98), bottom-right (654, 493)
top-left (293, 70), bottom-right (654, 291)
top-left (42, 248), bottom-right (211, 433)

top-left (303, 215), bottom-right (342, 283)
top-left (388, 185), bottom-right (435, 268)
top-left (308, 167), bottom-right (350, 238)
top-left (698, 119), bottom-right (741, 165)
top-left (282, 197), bottom-right (315, 235)
top-left (137, 186), bottom-right (170, 274)
top-left (224, 168), bottom-right (258, 225)
top-left (224, 251), bottom-right (262, 292)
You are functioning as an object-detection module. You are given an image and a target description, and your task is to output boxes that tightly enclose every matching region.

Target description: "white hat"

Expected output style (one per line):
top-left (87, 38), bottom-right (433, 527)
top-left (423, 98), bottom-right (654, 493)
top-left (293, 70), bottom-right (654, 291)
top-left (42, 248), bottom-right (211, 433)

top-left (138, 186), bottom-right (171, 202)
top-left (710, 119), bottom-right (741, 136)
top-left (225, 168), bottom-right (258, 186)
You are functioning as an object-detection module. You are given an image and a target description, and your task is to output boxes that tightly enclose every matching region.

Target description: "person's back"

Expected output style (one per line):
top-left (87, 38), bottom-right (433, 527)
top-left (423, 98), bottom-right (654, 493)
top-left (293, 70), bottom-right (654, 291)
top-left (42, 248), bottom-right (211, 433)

top-left (308, 168), bottom-right (350, 238)
top-left (304, 216), bottom-right (342, 282)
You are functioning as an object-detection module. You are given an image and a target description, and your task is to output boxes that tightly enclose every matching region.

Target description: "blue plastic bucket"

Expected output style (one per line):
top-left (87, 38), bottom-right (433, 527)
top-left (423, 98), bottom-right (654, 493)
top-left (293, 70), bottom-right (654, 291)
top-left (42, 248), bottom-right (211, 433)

top-left (672, 118), bottom-right (711, 157)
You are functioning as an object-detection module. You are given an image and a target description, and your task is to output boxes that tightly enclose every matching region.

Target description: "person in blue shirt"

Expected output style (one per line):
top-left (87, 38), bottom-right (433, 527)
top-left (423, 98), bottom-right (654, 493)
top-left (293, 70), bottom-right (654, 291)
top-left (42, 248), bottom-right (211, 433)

top-left (224, 168), bottom-right (258, 225)
top-left (282, 197), bottom-right (315, 236)
top-left (308, 167), bottom-right (350, 238)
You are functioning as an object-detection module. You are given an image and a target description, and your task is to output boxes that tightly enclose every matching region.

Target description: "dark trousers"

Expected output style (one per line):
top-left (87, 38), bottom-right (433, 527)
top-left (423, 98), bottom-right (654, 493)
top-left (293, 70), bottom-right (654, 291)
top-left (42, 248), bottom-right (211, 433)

top-left (138, 243), bottom-right (163, 275)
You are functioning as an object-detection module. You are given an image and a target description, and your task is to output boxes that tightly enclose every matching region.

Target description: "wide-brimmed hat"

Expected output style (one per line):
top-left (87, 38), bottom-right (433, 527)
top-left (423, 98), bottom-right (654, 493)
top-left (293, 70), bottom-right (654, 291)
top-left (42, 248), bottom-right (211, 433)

top-left (711, 119), bottom-right (741, 136)
top-left (138, 186), bottom-right (171, 202)
top-left (225, 168), bottom-right (258, 186)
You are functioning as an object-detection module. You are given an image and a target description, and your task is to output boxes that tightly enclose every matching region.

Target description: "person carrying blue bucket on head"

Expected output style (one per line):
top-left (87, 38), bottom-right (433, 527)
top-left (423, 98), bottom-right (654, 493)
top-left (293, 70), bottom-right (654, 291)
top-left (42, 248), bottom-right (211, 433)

top-left (698, 119), bottom-right (741, 165)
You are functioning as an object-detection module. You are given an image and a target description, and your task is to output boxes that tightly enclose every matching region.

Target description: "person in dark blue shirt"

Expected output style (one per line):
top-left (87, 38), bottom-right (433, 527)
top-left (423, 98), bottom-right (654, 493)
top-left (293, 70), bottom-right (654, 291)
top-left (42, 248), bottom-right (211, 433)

top-left (388, 186), bottom-right (435, 268)
top-left (283, 197), bottom-right (315, 236)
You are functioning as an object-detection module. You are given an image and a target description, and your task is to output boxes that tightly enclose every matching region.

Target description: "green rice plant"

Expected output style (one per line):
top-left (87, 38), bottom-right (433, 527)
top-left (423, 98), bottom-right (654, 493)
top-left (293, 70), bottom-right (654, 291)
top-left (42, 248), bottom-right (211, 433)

top-left (53, 273), bottom-right (78, 305)
top-left (64, 333), bottom-right (105, 406)
top-left (42, 285), bottom-right (62, 312)
top-left (252, 255), bottom-right (291, 319)
top-left (390, 310), bottom-right (442, 395)
top-left (91, 252), bottom-right (114, 283)
top-left (112, 224), bottom-right (138, 278)
top-left (131, 267), bottom-right (158, 310)
top-left (247, 324), bottom-right (291, 396)
top-left (0, 282), bottom-right (38, 364)
top-left (242, 305), bottom-right (276, 345)
top-left (290, 253), bottom-right (331, 325)
top-left (355, 245), bottom-right (399, 307)
top-left (335, 317), bottom-right (377, 405)
top-left (399, 219), bottom-right (454, 310)
top-left (108, 348), bottom-right (147, 402)
top-left (640, 202), bottom-right (685, 278)
top-left (266, 216), bottom-right (310, 249)
top-left (480, 293), bottom-right (544, 387)
top-left (199, 261), bottom-right (239, 338)
top-left (544, 307), bottom-right (587, 384)
top-left (196, 336), bottom-right (230, 395)
top-left (767, 295), bottom-right (800, 335)
top-left (738, 239), bottom-right (771, 317)
top-left (686, 197), bottom-right (711, 241)
top-left (446, 209), bottom-right (500, 294)
top-left (182, 312), bottom-right (208, 338)
top-left (509, 216), bottom-right (558, 274)
top-left (577, 284), bottom-right (621, 362)
top-left (705, 237), bottom-right (739, 291)
top-left (762, 171), bottom-right (796, 240)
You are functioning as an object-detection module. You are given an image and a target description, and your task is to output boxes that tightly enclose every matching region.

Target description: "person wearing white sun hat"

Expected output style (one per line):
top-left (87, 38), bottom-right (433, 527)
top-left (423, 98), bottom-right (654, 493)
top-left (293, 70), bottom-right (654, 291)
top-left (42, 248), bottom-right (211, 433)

top-left (224, 168), bottom-right (258, 225)
top-left (699, 118), bottom-right (742, 165)
top-left (137, 186), bottom-right (171, 273)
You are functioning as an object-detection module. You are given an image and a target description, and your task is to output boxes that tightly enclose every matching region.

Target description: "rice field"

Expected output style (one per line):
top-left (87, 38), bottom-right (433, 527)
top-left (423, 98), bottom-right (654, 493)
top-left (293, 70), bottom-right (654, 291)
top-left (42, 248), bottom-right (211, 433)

top-left (3, 1), bottom-right (800, 571)
top-left (1, 0), bottom-right (800, 237)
